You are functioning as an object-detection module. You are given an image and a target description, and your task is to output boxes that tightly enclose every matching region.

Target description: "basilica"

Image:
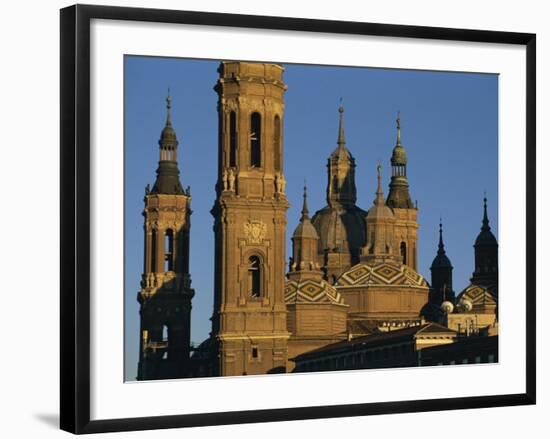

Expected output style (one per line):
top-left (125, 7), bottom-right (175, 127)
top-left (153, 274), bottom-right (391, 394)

top-left (136, 62), bottom-right (499, 380)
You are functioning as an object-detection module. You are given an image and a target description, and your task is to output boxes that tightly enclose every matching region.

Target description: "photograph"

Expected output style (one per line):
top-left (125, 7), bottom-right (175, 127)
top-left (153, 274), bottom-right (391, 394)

top-left (124, 57), bottom-right (499, 381)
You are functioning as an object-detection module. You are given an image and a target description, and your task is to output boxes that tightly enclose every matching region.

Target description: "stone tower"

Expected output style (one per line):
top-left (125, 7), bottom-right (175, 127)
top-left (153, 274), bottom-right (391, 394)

top-left (285, 185), bottom-right (348, 370)
top-left (362, 163), bottom-right (401, 265)
top-left (430, 220), bottom-right (455, 305)
top-left (211, 62), bottom-right (289, 376)
top-left (471, 196), bottom-right (498, 287)
top-left (312, 105), bottom-right (366, 283)
top-left (386, 114), bottom-right (419, 270)
top-left (137, 93), bottom-right (195, 380)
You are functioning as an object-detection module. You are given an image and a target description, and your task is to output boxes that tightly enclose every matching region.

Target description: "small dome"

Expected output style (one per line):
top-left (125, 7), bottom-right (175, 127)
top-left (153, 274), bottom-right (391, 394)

top-left (285, 279), bottom-right (346, 305)
top-left (159, 124), bottom-right (178, 146)
top-left (475, 229), bottom-right (498, 246)
top-left (440, 301), bottom-right (454, 314)
top-left (292, 220), bottom-right (319, 239)
top-left (367, 202), bottom-right (394, 221)
top-left (312, 205), bottom-right (366, 253)
top-left (456, 283), bottom-right (497, 307)
top-left (336, 261), bottom-right (429, 288)
top-left (391, 144), bottom-right (407, 166)
top-left (431, 252), bottom-right (452, 269)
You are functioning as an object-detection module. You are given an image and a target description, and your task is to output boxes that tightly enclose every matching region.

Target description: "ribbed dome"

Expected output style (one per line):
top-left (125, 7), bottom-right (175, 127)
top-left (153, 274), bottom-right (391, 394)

top-left (159, 124), bottom-right (178, 147)
top-left (292, 220), bottom-right (319, 239)
top-left (391, 144), bottom-right (407, 165)
top-left (367, 202), bottom-right (394, 220)
top-left (312, 205), bottom-right (366, 253)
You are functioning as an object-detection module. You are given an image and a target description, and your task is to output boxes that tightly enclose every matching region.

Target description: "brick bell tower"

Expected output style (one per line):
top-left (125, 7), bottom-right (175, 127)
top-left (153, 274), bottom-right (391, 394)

top-left (211, 62), bottom-right (289, 376)
top-left (137, 93), bottom-right (194, 380)
top-left (386, 113), bottom-right (419, 271)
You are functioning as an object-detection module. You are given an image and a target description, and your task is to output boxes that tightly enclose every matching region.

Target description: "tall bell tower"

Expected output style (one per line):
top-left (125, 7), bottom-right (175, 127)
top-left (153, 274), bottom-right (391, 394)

top-left (211, 62), bottom-right (289, 376)
top-left (386, 114), bottom-right (419, 270)
top-left (137, 93), bottom-right (195, 380)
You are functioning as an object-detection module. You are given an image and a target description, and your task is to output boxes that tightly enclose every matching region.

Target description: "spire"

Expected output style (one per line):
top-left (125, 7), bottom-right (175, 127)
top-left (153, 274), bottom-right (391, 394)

top-left (326, 101), bottom-right (357, 207)
top-left (430, 218), bottom-right (453, 304)
top-left (374, 161), bottom-right (385, 205)
top-left (151, 92), bottom-right (185, 195)
top-left (165, 88), bottom-right (172, 127)
top-left (159, 89), bottom-right (178, 154)
top-left (301, 182), bottom-right (310, 220)
top-left (396, 111), bottom-right (401, 145)
top-left (387, 112), bottom-right (414, 209)
top-left (481, 194), bottom-right (490, 232)
top-left (337, 99), bottom-right (346, 148)
top-left (438, 218), bottom-right (445, 254)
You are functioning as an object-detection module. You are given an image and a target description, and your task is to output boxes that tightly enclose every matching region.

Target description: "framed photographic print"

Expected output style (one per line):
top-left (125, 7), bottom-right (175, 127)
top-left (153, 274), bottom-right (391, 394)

top-left (60, 4), bottom-right (536, 434)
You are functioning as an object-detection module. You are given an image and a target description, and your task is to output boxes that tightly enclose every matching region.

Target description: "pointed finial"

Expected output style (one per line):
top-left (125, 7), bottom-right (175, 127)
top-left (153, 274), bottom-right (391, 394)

top-left (165, 88), bottom-right (172, 126)
top-left (301, 181), bottom-right (310, 220)
top-left (375, 161), bottom-right (384, 205)
top-left (337, 99), bottom-right (346, 146)
top-left (396, 111), bottom-right (401, 145)
top-left (482, 193), bottom-right (490, 231)
top-left (438, 217), bottom-right (445, 252)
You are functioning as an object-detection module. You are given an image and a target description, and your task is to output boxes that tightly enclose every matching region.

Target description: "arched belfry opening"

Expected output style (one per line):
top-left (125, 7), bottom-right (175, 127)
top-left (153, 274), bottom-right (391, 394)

top-left (400, 242), bottom-right (407, 265)
top-left (250, 112), bottom-right (262, 167)
top-left (164, 229), bottom-right (174, 272)
top-left (229, 111), bottom-right (237, 167)
top-left (274, 115), bottom-right (281, 172)
top-left (248, 255), bottom-right (262, 297)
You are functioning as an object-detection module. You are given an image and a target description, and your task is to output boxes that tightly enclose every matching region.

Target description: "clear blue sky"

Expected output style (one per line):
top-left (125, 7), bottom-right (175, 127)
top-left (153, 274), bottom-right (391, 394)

top-left (124, 56), bottom-right (498, 381)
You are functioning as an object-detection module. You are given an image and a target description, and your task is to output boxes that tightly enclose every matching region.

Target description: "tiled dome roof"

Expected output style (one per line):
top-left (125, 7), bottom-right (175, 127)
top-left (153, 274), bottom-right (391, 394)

top-left (285, 279), bottom-right (346, 305)
top-left (336, 262), bottom-right (428, 288)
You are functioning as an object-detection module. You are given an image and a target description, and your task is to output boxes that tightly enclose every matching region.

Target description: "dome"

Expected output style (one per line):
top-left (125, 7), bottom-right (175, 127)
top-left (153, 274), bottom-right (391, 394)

top-left (292, 220), bottom-right (319, 239)
top-left (285, 278), bottom-right (346, 305)
top-left (431, 252), bottom-right (452, 268)
top-left (456, 283), bottom-right (497, 305)
top-left (336, 261), bottom-right (429, 288)
top-left (159, 124), bottom-right (178, 146)
top-left (366, 202), bottom-right (394, 220)
top-left (312, 205), bottom-right (366, 253)
top-left (391, 144), bottom-right (407, 165)
top-left (475, 229), bottom-right (498, 246)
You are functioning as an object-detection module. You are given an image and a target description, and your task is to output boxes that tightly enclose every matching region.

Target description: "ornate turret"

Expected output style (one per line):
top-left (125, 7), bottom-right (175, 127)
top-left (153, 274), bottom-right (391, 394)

top-left (327, 103), bottom-right (357, 207)
top-left (430, 220), bottom-right (454, 305)
top-left (311, 103), bottom-right (366, 283)
top-left (384, 113), bottom-right (419, 270)
top-left (137, 92), bottom-right (194, 381)
top-left (386, 113), bottom-right (414, 209)
top-left (151, 92), bottom-right (186, 195)
top-left (471, 195), bottom-right (498, 286)
top-left (289, 185), bottom-right (322, 281)
top-left (362, 163), bottom-right (400, 264)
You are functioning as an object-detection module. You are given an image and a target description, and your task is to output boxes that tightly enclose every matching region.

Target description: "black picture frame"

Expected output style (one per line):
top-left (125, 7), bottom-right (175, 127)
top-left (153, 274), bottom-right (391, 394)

top-left (60, 4), bottom-right (536, 434)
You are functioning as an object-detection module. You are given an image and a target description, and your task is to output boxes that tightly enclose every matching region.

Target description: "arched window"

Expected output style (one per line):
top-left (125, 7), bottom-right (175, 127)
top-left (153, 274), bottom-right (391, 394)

top-left (162, 324), bottom-right (168, 341)
top-left (400, 242), bottom-right (407, 265)
top-left (274, 115), bottom-right (281, 172)
top-left (165, 229), bottom-right (174, 272)
top-left (247, 255), bottom-right (262, 297)
top-left (250, 112), bottom-right (261, 167)
top-left (229, 111), bottom-right (237, 167)
top-left (151, 229), bottom-right (157, 272)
